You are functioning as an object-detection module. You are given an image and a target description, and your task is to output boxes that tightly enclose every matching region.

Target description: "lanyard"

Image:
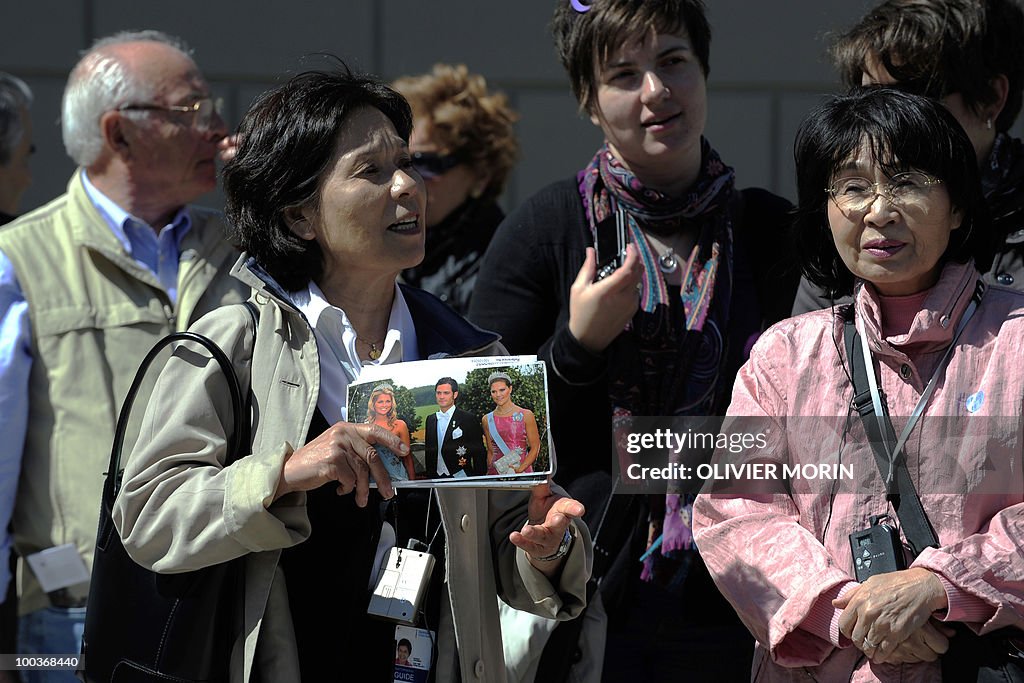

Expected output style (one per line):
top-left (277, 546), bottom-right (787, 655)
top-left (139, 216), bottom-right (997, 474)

top-left (854, 283), bottom-right (982, 486)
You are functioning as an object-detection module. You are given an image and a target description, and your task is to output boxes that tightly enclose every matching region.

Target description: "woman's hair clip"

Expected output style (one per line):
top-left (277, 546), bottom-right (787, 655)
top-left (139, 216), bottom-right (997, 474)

top-left (570, 0), bottom-right (591, 11)
top-left (487, 371), bottom-right (512, 385)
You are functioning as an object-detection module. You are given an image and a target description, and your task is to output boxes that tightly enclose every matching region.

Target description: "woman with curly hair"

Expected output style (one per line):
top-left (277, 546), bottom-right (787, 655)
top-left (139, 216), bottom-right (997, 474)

top-left (365, 383), bottom-right (414, 480)
top-left (393, 63), bottom-right (519, 315)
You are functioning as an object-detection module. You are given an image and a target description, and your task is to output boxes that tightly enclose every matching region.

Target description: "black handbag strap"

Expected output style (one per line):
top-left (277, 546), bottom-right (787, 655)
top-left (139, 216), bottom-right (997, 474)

top-left (843, 315), bottom-right (939, 557)
top-left (105, 301), bottom-right (259, 515)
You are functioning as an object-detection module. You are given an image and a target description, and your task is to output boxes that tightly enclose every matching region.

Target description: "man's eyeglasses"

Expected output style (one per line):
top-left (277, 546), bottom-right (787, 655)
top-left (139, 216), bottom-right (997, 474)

top-left (117, 97), bottom-right (224, 132)
top-left (411, 151), bottom-right (462, 179)
top-left (825, 171), bottom-right (944, 212)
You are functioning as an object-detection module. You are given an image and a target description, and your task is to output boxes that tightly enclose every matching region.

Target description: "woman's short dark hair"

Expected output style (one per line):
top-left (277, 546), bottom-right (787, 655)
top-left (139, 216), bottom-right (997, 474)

top-left (831, 0), bottom-right (1024, 132)
top-left (551, 0), bottom-right (711, 114)
top-left (793, 87), bottom-right (992, 299)
top-left (223, 63), bottom-right (413, 291)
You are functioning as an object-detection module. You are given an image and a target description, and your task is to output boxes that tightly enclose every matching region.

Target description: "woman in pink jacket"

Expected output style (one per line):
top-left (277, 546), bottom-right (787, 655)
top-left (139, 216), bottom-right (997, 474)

top-left (693, 87), bottom-right (1024, 682)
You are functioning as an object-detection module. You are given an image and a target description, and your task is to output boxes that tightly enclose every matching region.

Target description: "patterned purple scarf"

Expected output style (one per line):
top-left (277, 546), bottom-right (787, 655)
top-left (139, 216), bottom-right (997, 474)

top-left (580, 140), bottom-right (735, 327)
top-left (578, 139), bottom-right (737, 585)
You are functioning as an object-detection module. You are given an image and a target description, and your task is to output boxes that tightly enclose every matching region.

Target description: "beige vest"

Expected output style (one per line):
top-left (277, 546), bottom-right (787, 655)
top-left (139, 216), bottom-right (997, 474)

top-left (0, 171), bottom-right (249, 614)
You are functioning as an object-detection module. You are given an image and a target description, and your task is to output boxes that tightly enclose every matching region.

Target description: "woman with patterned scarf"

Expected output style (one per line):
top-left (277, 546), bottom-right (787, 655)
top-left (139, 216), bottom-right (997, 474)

top-left (792, 0), bottom-right (1024, 315)
top-left (469, 1), bottom-right (798, 680)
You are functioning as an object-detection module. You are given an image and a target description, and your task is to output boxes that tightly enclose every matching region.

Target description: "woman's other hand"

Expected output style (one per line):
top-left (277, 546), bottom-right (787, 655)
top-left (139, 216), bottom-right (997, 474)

top-left (568, 245), bottom-right (642, 353)
top-left (833, 567), bottom-right (949, 661)
top-left (511, 482), bottom-right (585, 578)
top-left (275, 422), bottom-right (405, 506)
top-left (871, 619), bottom-right (954, 664)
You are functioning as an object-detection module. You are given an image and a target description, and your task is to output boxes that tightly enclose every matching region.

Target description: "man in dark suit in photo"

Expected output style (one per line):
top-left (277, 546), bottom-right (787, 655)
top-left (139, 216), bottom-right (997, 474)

top-left (424, 377), bottom-right (486, 477)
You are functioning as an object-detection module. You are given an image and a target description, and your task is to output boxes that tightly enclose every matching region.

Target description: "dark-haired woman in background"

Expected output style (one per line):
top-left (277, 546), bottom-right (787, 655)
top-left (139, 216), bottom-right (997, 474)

top-left (694, 88), bottom-right (1024, 682)
top-left (113, 65), bottom-right (591, 682)
top-left (393, 63), bottom-right (519, 316)
top-left (792, 0), bottom-right (1024, 315)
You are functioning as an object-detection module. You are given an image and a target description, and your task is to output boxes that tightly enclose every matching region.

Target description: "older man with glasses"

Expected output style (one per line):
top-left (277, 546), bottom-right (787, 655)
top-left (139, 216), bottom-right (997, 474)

top-left (0, 30), bottom-right (248, 679)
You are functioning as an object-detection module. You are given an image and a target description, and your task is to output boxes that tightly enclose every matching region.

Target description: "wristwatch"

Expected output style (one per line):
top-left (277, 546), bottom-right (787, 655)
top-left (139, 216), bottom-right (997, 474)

top-left (533, 526), bottom-right (574, 562)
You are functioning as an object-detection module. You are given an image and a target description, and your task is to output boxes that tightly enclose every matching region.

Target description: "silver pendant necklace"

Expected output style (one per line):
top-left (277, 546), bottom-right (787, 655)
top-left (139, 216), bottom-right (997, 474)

top-left (659, 248), bottom-right (678, 274)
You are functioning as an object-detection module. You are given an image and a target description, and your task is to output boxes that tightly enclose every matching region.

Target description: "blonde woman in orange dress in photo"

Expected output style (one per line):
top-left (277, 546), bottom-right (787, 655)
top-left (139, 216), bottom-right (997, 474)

top-left (482, 372), bottom-right (541, 475)
top-left (365, 384), bottom-right (415, 481)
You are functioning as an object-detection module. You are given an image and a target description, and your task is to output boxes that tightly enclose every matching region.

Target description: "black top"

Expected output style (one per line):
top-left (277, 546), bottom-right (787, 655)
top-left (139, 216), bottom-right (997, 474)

top-left (280, 411), bottom-right (448, 682)
top-left (467, 177), bottom-right (796, 676)
top-left (468, 178), bottom-right (798, 486)
top-left (280, 408), bottom-right (394, 680)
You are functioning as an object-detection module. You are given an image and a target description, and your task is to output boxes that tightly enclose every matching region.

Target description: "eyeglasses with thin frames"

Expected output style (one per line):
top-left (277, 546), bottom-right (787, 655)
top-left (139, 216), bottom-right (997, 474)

top-left (825, 171), bottom-right (944, 213)
top-left (117, 96), bottom-right (224, 132)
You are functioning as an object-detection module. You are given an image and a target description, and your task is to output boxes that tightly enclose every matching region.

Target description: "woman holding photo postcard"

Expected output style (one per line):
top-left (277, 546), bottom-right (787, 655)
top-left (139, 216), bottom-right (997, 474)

top-left (112, 64), bottom-right (592, 682)
top-left (365, 383), bottom-right (415, 480)
top-left (483, 371), bottom-right (541, 475)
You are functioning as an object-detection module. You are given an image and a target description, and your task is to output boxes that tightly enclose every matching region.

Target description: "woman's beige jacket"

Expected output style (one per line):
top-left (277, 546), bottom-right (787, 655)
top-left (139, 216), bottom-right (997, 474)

top-left (113, 258), bottom-right (592, 682)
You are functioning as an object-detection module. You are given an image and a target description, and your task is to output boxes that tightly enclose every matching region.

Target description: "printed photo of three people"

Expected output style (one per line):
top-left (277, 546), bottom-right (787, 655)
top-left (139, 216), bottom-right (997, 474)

top-left (347, 357), bottom-right (552, 487)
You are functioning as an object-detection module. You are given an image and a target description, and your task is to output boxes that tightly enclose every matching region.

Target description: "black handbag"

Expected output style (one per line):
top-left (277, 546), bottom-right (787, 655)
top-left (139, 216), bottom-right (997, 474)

top-left (80, 302), bottom-right (257, 683)
top-left (845, 313), bottom-right (1024, 682)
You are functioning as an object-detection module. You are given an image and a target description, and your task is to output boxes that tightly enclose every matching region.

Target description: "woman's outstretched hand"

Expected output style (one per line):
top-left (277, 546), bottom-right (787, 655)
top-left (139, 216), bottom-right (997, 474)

top-left (568, 245), bottom-right (642, 353)
top-left (275, 422), bottom-right (404, 506)
top-left (511, 482), bottom-right (585, 578)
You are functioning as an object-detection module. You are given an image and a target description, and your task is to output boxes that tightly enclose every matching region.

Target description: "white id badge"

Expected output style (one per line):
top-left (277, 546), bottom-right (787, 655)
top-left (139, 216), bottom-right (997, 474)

top-left (392, 624), bottom-right (434, 682)
top-left (25, 543), bottom-right (90, 592)
top-left (367, 546), bottom-right (435, 625)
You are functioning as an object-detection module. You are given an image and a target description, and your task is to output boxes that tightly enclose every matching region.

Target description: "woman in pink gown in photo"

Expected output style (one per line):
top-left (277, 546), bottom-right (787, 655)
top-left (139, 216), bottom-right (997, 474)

top-left (482, 371), bottom-right (541, 475)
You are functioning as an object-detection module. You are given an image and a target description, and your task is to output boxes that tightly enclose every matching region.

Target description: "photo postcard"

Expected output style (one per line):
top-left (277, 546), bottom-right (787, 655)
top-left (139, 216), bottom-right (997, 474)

top-left (349, 355), bottom-right (553, 489)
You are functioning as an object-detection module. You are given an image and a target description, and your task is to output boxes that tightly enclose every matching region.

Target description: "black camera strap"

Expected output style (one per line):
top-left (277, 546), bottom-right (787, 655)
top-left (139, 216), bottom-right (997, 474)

top-left (845, 318), bottom-right (937, 558)
top-left (842, 280), bottom-right (984, 558)
top-left (594, 207), bottom-right (629, 281)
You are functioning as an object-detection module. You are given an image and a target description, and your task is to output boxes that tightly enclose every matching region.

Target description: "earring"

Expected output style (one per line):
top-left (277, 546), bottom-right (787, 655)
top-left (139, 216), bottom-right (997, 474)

top-left (986, 118), bottom-right (993, 130)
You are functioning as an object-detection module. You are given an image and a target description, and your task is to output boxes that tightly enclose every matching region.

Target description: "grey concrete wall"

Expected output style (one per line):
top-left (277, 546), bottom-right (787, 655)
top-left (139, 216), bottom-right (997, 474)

top-left (3, 0), bottom-right (1023, 217)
